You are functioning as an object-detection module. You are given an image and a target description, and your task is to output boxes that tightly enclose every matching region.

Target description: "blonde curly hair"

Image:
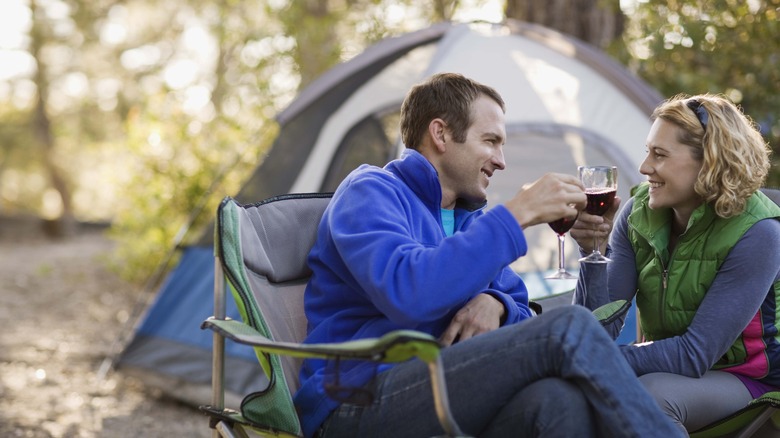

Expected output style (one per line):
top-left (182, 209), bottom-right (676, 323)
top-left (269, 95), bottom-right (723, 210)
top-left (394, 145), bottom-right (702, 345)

top-left (652, 93), bottom-right (771, 218)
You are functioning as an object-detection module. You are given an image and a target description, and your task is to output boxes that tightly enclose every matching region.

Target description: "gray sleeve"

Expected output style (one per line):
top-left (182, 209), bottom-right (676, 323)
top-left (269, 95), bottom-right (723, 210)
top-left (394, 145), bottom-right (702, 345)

top-left (574, 198), bottom-right (638, 339)
top-left (622, 218), bottom-right (780, 377)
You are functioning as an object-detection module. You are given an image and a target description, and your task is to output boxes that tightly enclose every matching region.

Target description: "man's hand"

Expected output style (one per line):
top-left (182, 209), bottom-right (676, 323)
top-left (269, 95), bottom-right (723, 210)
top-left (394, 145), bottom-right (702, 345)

top-left (504, 173), bottom-right (586, 229)
top-left (439, 293), bottom-right (505, 346)
top-left (570, 195), bottom-right (621, 254)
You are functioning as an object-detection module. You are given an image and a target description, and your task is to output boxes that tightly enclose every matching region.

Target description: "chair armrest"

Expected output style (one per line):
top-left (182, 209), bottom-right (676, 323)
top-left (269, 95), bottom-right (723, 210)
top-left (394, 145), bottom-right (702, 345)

top-left (201, 317), bottom-right (441, 364)
top-left (592, 300), bottom-right (630, 326)
top-left (749, 391), bottom-right (780, 407)
top-left (203, 317), bottom-right (466, 436)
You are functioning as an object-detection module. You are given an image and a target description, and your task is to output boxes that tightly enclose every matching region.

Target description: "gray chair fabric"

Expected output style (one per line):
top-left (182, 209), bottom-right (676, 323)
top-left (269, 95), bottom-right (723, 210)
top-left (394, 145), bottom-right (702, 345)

top-left (233, 193), bottom-right (332, 395)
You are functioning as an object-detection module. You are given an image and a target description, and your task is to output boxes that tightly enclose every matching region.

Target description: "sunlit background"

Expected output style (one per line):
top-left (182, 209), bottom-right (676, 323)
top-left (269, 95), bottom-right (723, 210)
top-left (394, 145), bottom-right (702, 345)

top-left (0, 0), bottom-right (777, 283)
top-left (0, 0), bottom-right (503, 220)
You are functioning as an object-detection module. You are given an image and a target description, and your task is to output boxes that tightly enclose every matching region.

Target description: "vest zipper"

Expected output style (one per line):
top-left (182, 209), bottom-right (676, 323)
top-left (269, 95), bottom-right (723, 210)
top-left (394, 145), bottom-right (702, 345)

top-left (659, 261), bottom-right (668, 329)
top-left (662, 269), bottom-right (668, 290)
top-left (660, 242), bottom-right (680, 331)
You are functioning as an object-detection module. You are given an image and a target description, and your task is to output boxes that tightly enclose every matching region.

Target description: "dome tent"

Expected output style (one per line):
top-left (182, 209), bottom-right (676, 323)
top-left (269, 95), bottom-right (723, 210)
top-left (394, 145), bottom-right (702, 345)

top-left (116, 20), bottom-right (661, 406)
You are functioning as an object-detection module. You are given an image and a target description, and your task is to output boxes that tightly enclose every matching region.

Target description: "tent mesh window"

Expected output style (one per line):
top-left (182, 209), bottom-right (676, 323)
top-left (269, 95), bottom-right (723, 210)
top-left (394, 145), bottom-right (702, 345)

top-left (320, 113), bottom-right (399, 191)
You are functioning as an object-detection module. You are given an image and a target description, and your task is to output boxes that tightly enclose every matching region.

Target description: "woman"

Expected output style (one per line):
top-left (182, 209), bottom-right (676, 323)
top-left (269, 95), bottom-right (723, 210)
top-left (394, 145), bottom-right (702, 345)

top-left (572, 93), bottom-right (780, 433)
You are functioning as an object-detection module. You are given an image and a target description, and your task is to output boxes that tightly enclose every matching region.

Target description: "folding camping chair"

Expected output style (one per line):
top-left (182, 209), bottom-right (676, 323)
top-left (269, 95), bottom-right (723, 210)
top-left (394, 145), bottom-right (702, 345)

top-left (198, 193), bottom-right (633, 438)
top-left (199, 193), bottom-right (467, 437)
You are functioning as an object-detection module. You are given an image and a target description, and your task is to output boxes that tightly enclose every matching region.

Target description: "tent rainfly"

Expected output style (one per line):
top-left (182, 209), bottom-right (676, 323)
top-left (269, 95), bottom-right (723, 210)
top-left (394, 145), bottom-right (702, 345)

top-left (116, 20), bottom-right (662, 406)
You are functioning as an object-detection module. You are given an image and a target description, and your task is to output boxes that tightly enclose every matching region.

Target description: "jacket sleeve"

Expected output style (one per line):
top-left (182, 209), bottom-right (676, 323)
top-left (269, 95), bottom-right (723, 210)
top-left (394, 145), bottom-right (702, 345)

top-left (329, 176), bottom-right (529, 327)
top-left (484, 267), bottom-right (535, 324)
top-left (575, 198), bottom-right (638, 339)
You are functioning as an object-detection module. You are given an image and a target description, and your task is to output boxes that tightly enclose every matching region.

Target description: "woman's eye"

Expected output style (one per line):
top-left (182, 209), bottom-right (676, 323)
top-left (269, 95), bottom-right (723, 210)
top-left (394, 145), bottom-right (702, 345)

top-left (646, 149), bottom-right (663, 159)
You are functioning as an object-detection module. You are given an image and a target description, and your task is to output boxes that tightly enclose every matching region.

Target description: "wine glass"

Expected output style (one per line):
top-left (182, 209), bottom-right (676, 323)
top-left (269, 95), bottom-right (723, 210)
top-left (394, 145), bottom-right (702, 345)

top-left (545, 212), bottom-right (579, 279)
top-left (578, 165), bottom-right (618, 264)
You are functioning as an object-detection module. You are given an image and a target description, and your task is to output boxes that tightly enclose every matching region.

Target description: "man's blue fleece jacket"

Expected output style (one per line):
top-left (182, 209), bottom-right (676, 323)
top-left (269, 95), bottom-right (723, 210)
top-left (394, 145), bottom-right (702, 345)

top-left (293, 149), bottom-right (534, 437)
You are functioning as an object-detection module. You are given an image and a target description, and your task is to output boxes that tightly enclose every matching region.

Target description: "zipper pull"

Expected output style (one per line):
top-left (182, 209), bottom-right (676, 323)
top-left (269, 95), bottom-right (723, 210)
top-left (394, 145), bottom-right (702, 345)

top-left (662, 269), bottom-right (668, 290)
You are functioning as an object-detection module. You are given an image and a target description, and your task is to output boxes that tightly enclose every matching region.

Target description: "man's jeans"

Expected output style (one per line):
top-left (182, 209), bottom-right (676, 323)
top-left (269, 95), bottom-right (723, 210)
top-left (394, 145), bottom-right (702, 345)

top-left (318, 305), bottom-right (683, 438)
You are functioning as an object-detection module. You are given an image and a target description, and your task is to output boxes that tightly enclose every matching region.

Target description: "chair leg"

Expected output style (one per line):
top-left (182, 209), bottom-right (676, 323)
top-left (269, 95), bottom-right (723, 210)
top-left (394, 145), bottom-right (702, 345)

top-left (215, 420), bottom-right (252, 438)
top-left (428, 355), bottom-right (469, 437)
top-left (212, 258), bottom-right (228, 438)
top-left (736, 407), bottom-right (778, 438)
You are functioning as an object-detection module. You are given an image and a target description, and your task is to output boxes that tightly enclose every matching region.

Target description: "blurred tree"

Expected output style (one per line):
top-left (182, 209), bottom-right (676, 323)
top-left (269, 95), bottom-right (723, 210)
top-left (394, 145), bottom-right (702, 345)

top-left (1, 0), bottom-right (117, 230)
top-left (616, 0), bottom-right (780, 185)
top-left (29, 0), bottom-right (75, 235)
top-left (0, 0), bottom-right (279, 279)
top-left (504, 0), bottom-right (625, 49)
top-left (0, 0), bottom-right (559, 282)
top-left (504, 0), bottom-right (780, 186)
top-left (272, 0), bottom-right (463, 89)
top-left (276, 0), bottom-right (341, 89)
top-left (106, 0), bottom-right (278, 282)
top-left (3, 0), bottom-right (778, 283)
top-left (108, 0), bottom-right (465, 283)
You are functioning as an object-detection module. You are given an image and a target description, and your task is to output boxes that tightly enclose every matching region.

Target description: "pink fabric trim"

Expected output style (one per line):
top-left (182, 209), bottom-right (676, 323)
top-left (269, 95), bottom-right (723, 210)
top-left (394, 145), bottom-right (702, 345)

top-left (725, 311), bottom-right (769, 378)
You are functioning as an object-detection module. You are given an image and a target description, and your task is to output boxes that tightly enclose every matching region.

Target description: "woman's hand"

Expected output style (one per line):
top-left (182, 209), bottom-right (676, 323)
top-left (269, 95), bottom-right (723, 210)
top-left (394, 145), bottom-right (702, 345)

top-left (570, 196), bottom-right (621, 254)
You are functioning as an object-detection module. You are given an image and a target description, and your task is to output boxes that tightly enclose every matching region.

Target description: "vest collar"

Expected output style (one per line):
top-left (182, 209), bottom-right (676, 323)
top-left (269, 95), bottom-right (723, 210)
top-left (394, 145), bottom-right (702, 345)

top-left (628, 183), bottom-right (716, 258)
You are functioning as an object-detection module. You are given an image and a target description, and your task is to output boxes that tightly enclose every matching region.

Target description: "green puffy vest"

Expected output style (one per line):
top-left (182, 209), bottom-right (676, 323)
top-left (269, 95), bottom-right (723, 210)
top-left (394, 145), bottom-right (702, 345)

top-left (629, 183), bottom-right (780, 368)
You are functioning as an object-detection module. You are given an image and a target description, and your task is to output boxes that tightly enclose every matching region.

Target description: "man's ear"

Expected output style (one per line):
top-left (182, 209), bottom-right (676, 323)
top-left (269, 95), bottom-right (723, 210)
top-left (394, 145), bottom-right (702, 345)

top-left (428, 118), bottom-right (447, 153)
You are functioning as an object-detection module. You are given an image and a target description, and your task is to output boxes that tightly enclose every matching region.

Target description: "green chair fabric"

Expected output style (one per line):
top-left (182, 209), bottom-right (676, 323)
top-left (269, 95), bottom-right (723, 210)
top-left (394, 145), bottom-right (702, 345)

top-left (689, 391), bottom-right (780, 438)
top-left (214, 194), bottom-right (333, 435)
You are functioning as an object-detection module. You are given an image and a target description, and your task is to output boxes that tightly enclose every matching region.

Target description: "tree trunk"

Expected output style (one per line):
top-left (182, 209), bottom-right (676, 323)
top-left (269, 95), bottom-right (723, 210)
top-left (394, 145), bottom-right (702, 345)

top-left (504, 0), bottom-right (625, 49)
top-left (433, 0), bottom-right (461, 20)
top-left (30, 0), bottom-right (76, 237)
top-left (282, 0), bottom-right (341, 90)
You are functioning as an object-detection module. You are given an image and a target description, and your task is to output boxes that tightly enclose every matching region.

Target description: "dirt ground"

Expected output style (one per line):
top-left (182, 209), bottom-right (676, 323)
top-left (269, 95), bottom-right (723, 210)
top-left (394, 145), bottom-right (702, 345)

top-left (0, 223), bottom-right (211, 437)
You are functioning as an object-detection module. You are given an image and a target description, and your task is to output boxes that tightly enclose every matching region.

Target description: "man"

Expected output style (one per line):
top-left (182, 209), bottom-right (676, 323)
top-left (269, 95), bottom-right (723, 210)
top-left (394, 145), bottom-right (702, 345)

top-left (294, 73), bottom-right (682, 438)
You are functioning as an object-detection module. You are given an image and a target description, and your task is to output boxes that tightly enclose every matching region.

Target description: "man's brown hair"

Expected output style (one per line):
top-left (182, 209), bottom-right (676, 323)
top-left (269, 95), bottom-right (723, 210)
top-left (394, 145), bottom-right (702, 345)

top-left (400, 73), bottom-right (505, 150)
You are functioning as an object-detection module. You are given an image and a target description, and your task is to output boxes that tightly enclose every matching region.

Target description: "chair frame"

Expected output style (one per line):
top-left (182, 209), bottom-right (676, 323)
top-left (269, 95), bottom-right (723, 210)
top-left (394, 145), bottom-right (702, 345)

top-left (201, 195), bottom-right (469, 438)
top-left (206, 252), bottom-right (467, 437)
top-left (688, 391), bottom-right (780, 438)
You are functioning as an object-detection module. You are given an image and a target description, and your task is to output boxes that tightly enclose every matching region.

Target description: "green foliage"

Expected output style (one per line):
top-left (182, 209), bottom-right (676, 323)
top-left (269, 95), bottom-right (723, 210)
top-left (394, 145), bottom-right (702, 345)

top-left (104, 0), bottom-right (452, 284)
top-left (4, 0), bottom-right (778, 286)
top-left (107, 96), bottom-right (276, 283)
top-left (615, 0), bottom-right (780, 185)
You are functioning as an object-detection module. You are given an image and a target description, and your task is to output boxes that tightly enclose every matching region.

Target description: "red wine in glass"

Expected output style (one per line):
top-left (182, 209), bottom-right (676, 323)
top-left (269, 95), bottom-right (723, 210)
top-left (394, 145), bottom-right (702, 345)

top-left (546, 212), bottom-right (579, 280)
top-left (549, 216), bottom-right (577, 235)
top-left (578, 166), bottom-right (618, 264)
top-left (585, 188), bottom-right (617, 216)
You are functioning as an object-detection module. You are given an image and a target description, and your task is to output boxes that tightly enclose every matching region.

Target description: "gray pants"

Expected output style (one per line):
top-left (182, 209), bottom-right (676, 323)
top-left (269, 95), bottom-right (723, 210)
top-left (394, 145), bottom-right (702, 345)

top-left (639, 370), bottom-right (754, 434)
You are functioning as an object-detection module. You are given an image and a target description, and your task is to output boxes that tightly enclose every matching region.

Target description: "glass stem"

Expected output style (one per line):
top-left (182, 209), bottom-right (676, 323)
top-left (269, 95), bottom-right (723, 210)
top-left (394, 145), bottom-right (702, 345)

top-left (557, 234), bottom-right (566, 271)
top-left (592, 226), bottom-right (599, 255)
